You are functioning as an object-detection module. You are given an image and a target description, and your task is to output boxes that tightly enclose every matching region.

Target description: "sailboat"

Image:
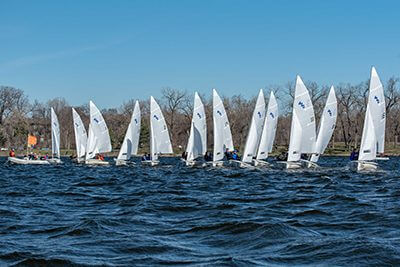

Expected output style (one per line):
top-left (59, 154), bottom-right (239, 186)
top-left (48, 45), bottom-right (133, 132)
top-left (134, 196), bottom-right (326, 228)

top-left (47, 107), bottom-right (62, 164)
top-left (255, 91), bottom-right (278, 166)
top-left (308, 86), bottom-right (337, 167)
top-left (8, 134), bottom-right (50, 165)
top-left (353, 67), bottom-right (386, 171)
top-left (212, 89), bottom-right (234, 166)
top-left (85, 101), bottom-right (112, 165)
top-left (142, 96), bottom-right (173, 166)
top-left (72, 108), bottom-right (87, 163)
top-left (238, 89), bottom-right (266, 167)
top-left (285, 75), bottom-right (317, 169)
top-left (184, 92), bottom-right (207, 166)
top-left (115, 101), bottom-right (141, 166)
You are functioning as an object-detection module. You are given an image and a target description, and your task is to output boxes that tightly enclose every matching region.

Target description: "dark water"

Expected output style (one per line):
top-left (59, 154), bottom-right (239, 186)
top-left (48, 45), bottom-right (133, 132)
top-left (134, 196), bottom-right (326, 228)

top-left (1, 156), bottom-right (400, 266)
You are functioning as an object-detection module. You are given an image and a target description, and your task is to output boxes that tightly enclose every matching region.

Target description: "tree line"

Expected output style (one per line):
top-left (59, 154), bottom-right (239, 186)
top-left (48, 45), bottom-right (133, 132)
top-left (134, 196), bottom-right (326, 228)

top-left (1, 75), bottom-right (400, 155)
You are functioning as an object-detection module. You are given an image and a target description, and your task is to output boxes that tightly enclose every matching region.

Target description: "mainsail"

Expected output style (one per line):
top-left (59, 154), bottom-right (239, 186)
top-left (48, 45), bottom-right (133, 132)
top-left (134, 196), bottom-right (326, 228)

top-left (85, 101), bottom-right (112, 160)
top-left (287, 76), bottom-right (317, 162)
top-left (72, 108), bottom-right (87, 159)
top-left (257, 91), bottom-right (278, 160)
top-left (213, 89), bottom-right (234, 162)
top-left (50, 107), bottom-right (61, 159)
top-left (117, 101), bottom-right (141, 161)
top-left (242, 89), bottom-right (266, 163)
top-left (359, 67), bottom-right (385, 161)
top-left (310, 86), bottom-right (337, 163)
top-left (150, 96), bottom-right (173, 161)
top-left (186, 92), bottom-right (207, 161)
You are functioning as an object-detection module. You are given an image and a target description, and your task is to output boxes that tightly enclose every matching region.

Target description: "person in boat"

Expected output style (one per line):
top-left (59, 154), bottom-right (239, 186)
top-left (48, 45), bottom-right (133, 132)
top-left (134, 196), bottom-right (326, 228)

top-left (9, 149), bottom-right (15, 157)
top-left (232, 150), bottom-right (240, 160)
top-left (301, 154), bottom-right (308, 160)
top-left (350, 148), bottom-right (359, 161)
top-left (95, 154), bottom-right (105, 161)
top-left (225, 148), bottom-right (233, 160)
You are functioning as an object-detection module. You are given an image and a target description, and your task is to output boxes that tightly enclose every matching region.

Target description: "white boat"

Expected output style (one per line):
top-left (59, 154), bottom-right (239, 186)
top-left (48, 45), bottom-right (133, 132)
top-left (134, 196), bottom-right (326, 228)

top-left (47, 107), bottom-right (62, 164)
top-left (285, 75), bottom-right (317, 169)
top-left (354, 67), bottom-right (386, 171)
top-left (212, 89), bottom-right (234, 167)
top-left (236, 89), bottom-right (266, 167)
top-left (184, 92), bottom-right (207, 166)
top-left (254, 91), bottom-right (278, 167)
top-left (85, 101), bottom-right (112, 165)
top-left (115, 101), bottom-right (141, 166)
top-left (308, 86), bottom-right (337, 167)
top-left (72, 108), bottom-right (87, 163)
top-left (8, 156), bottom-right (50, 165)
top-left (143, 96), bottom-right (173, 166)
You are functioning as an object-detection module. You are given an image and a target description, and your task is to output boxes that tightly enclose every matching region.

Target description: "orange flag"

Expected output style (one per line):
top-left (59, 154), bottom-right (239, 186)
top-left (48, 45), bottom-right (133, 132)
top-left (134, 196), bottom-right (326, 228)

top-left (27, 135), bottom-right (37, 146)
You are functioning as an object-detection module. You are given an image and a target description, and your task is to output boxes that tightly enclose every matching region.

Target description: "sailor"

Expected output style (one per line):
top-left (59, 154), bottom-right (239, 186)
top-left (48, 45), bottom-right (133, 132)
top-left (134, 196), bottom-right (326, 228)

top-left (204, 152), bottom-right (213, 162)
top-left (224, 148), bottom-right (232, 160)
top-left (350, 148), bottom-right (359, 161)
top-left (9, 149), bottom-right (15, 157)
top-left (232, 150), bottom-right (240, 160)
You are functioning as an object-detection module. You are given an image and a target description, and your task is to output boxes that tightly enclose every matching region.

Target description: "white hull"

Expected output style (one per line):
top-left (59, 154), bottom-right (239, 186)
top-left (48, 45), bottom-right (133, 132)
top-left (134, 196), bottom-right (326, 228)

top-left (47, 158), bottom-right (62, 164)
top-left (8, 157), bottom-right (50, 165)
top-left (212, 161), bottom-right (225, 167)
top-left (183, 159), bottom-right (205, 167)
top-left (115, 159), bottom-right (128, 166)
top-left (350, 161), bottom-right (378, 172)
top-left (142, 160), bottom-right (159, 166)
top-left (253, 159), bottom-right (270, 167)
top-left (228, 160), bottom-right (253, 168)
top-left (85, 159), bottom-right (109, 165)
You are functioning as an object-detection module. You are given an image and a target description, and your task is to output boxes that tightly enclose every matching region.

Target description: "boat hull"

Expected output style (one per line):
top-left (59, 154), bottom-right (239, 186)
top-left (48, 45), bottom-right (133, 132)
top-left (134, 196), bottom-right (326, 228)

top-left (142, 160), bottom-right (159, 166)
top-left (47, 158), bottom-right (62, 164)
top-left (8, 157), bottom-right (50, 165)
top-left (351, 161), bottom-right (378, 172)
top-left (85, 159), bottom-right (109, 165)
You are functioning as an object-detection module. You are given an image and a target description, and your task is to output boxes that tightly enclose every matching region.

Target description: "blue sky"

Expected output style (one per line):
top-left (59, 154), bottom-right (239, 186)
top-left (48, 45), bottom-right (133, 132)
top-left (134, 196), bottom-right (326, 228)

top-left (1, 0), bottom-right (399, 108)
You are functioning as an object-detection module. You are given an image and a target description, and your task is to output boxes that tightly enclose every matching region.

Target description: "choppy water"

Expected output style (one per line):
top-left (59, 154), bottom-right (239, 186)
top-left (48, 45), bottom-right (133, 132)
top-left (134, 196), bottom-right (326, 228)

top-left (0, 156), bottom-right (400, 266)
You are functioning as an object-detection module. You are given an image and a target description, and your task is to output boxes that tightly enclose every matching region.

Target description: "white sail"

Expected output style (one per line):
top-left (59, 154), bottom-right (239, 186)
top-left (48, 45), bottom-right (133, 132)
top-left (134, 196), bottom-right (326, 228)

top-left (368, 67), bottom-right (386, 153)
top-left (242, 89), bottom-right (266, 163)
top-left (310, 86), bottom-right (337, 163)
top-left (359, 106), bottom-right (377, 161)
top-left (287, 75), bottom-right (317, 162)
top-left (213, 89), bottom-right (234, 162)
top-left (186, 92), bottom-right (207, 161)
top-left (85, 101), bottom-right (112, 160)
top-left (117, 101), bottom-right (141, 161)
top-left (72, 108), bottom-right (87, 159)
top-left (50, 107), bottom-right (61, 159)
top-left (358, 67), bottom-right (385, 161)
top-left (150, 96), bottom-right (173, 161)
top-left (257, 91), bottom-right (278, 160)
